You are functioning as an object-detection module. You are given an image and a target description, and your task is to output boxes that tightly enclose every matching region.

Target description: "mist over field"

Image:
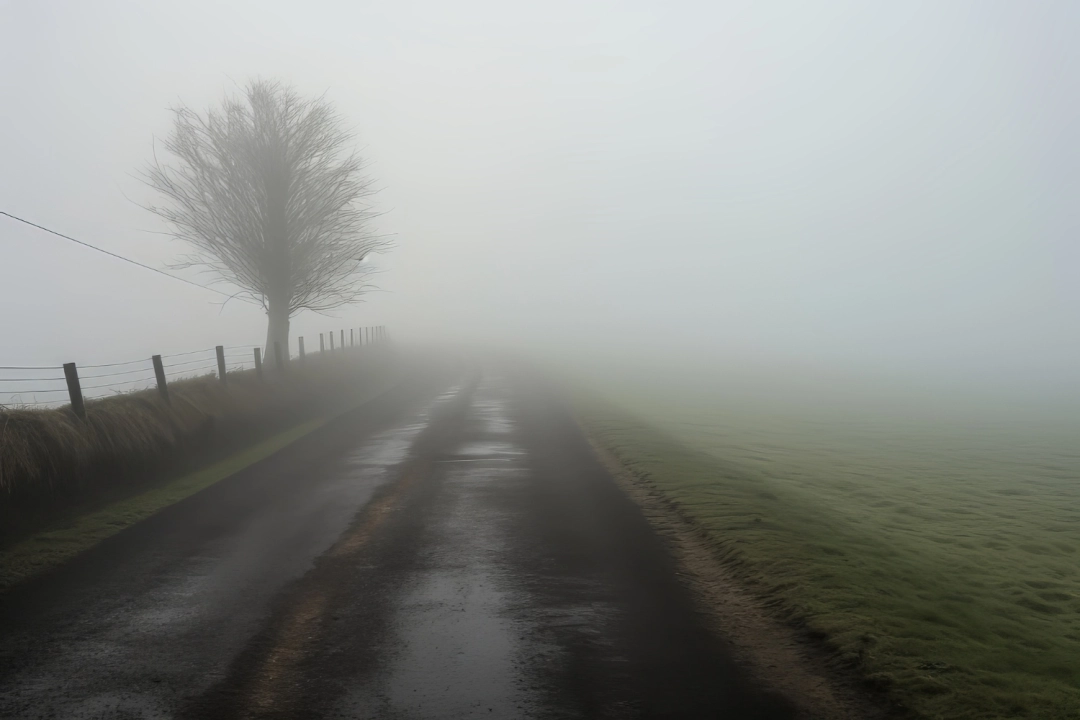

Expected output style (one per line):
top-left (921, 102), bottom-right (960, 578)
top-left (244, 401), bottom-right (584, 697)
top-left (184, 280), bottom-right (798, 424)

top-left (4, 3), bottom-right (1080, 717)
top-left (1, 0), bottom-right (1076, 416)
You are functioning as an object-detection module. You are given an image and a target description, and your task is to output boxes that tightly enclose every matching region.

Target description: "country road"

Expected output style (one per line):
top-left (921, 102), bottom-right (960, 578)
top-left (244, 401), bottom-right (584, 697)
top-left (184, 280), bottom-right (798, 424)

top-left (0, 357), bottom-right (795, 719)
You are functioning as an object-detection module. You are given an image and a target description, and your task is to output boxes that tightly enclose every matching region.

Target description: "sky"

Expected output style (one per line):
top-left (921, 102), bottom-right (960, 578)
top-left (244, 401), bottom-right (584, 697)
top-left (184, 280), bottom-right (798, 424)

top-left (1, 0), bottom-right (1078, 403)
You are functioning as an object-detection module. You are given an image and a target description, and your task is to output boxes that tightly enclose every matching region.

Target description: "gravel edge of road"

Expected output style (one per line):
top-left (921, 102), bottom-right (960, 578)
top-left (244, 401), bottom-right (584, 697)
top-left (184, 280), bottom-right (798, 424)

top-left (577, 417), bottom-right (900, 720)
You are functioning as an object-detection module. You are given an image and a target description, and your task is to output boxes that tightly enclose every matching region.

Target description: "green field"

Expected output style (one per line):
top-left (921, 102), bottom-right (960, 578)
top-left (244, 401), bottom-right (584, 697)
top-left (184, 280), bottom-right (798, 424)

top-left (574, 371), bottom-right (1080, 720)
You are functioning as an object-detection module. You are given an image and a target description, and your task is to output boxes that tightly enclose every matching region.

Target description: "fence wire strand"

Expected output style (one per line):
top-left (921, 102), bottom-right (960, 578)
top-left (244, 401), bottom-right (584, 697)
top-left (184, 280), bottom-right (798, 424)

top-left (3, 330), bottom-right (384, 410)
top-left (163, 356), bottom-right (218, 369)
top-left (161, 348), bottom-right (215, 359)
top-left (80, 357), bottom-right (153, 369)
top-left (0, 387), bottom-right (68, 394)
top-left (79, 367), bottom-right (156, 380)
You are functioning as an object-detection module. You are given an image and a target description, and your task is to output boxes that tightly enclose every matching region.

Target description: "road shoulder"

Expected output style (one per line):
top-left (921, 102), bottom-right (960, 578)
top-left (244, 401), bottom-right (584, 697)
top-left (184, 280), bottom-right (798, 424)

top-left (578, 416), bottom-right (895, 720)
top-left (0, 367), bottom-right (405, 593)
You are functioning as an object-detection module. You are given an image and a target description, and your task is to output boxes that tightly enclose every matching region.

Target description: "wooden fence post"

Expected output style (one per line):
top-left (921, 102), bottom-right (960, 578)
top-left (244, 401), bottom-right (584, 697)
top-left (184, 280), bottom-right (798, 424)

top-left (340, 329), bottom-right (345, 350)
top-left (216, 345), bottom-right (227, 384)
top-left (329, 331), bottom-right (335, 351)
top-left (254, 347), bottom-right (263, 379)
top-left (298, 336), bottom-right (305, 365)
top-left (320, 333), bottom-right (325, 353)
top-left (274, 341), bottom-right (284, 371)
top-left (350, 328), bottom-right (354, 347)
top-left (63, 362), bottom-right (85, 419)
top-left (152, 355), bottom-right (169, 404)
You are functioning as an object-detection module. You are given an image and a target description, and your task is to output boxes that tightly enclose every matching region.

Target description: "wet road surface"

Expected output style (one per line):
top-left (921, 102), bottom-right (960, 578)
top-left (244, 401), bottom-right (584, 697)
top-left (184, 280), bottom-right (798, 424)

top-left (0, 358), bottom-right (794, 719)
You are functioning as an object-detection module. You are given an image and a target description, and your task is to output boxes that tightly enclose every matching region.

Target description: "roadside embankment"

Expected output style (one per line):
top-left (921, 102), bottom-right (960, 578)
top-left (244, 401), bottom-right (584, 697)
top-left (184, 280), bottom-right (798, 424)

top-left (0, 346), bottom-right (401, 589)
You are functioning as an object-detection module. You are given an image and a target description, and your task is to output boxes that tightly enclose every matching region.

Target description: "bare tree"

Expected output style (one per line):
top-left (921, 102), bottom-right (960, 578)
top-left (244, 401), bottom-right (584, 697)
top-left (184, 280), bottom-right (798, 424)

top-left (143, 79), bottom-right (385, 354)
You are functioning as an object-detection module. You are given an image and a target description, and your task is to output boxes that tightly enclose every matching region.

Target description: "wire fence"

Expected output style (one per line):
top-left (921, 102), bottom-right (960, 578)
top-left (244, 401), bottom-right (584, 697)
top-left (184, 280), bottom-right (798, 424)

top-left (0, 326), bottom-right (389, 412)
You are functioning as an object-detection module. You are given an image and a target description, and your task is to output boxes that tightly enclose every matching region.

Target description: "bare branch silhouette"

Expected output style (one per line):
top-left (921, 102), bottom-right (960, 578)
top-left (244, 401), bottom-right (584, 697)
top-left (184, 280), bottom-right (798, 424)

top-left (142, 79), bottom-right (388, 352)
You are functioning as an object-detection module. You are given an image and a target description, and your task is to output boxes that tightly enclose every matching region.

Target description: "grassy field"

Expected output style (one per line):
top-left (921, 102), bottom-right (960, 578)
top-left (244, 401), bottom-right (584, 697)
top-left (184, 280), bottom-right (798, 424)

top-left (574, 374), bottom-right (1080, 720)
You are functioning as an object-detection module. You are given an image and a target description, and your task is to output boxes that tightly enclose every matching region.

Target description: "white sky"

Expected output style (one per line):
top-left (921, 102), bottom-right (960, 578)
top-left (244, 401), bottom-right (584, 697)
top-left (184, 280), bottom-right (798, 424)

top-left (1, 0), bottom-right (1078, 401)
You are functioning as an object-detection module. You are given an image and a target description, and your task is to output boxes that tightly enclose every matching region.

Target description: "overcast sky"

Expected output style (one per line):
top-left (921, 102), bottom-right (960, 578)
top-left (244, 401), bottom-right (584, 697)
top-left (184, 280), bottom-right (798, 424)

top-left (1, 0), bottom-right (1078, 400)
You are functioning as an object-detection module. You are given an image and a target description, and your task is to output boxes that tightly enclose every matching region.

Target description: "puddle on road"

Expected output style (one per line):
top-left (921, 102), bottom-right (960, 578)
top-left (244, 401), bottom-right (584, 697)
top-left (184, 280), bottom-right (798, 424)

top-left (384, 568), bottom-right (529, 718)
top-left (340, 383), bottom-right (462, 471)
top-left (471, 374), bottom-right (516, 436)
top-left (472, 401), bottom-right (515, 436)
top-left (446, 440), bottom-right (523, 461)
top-left (0, 385), bottom-right (466, 719)
top-left (335, 382), bottom-right (545, 718)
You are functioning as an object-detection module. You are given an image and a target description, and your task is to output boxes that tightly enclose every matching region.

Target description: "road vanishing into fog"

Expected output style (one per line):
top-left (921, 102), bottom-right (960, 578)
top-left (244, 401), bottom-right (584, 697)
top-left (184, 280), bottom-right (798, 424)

top-left (0, 356), bottom-right (794, 719)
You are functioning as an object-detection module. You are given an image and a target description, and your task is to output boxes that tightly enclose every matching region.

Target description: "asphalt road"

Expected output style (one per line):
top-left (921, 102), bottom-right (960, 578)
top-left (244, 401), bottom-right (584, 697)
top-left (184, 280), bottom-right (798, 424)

top-left (0, 357), bottom-right (795, 719)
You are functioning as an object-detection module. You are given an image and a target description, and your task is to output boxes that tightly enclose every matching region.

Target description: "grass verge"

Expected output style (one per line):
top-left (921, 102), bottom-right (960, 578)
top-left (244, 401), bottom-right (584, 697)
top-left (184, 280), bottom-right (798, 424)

top-left (0, 418), bottom-right (323, 591)
top-left (0, 349), bottom-right (402, 592)
top-left (574, 395), bottom-right (1080, 720)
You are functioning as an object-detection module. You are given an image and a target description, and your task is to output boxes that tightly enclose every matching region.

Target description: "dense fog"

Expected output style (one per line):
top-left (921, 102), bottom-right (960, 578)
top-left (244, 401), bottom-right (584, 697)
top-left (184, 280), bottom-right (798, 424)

top-left (2, 1), bottom-right (1077, 406)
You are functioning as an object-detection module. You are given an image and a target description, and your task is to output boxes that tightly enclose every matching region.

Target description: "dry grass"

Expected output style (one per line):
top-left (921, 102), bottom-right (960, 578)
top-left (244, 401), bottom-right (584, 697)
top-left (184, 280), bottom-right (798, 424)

top-left (0, 348), bottom-right (396, 546)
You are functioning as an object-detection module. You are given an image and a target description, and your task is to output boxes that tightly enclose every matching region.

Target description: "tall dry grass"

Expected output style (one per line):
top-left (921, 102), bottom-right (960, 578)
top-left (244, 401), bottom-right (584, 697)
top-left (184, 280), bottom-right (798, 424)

top-left (0, 348), bottom-right (395, 544)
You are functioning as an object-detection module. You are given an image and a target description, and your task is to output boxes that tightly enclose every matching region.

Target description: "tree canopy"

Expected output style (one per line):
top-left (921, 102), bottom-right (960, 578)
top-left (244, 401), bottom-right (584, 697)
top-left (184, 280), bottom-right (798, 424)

top-left (144, 79), bottom-right (386, 353)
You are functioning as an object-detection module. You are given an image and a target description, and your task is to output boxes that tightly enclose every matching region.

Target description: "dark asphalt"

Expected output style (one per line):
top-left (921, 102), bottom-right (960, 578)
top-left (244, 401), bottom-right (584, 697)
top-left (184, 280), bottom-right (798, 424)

top-left (0, 357), bottom-right (795, 719)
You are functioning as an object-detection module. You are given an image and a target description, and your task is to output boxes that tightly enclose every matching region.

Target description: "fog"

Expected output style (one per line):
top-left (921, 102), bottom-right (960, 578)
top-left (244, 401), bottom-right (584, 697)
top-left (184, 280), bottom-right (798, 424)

top-left (2, 1), bottom-right (1078, 407)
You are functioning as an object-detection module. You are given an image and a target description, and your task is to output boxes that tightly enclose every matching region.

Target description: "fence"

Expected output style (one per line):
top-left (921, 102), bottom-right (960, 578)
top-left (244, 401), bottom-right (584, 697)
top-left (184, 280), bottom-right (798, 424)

top-left (0, 325), bottom-right (389, 416)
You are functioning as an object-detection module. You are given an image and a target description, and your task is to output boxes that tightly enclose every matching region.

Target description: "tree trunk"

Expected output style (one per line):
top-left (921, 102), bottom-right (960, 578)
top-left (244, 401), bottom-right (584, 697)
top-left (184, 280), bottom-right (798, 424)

top-left (264, 293), bottom-right (290, 368)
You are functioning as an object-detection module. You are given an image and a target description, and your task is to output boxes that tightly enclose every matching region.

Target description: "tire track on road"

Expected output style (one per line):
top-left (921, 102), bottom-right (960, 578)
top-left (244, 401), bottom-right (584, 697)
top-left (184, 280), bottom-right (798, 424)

top-left (184, 377), bottom-right (479, 719)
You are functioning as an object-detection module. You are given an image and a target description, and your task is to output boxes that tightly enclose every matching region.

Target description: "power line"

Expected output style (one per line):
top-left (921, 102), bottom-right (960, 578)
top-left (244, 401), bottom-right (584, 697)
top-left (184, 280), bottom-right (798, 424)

top-left (0, 211), bottom-right (258, 305)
